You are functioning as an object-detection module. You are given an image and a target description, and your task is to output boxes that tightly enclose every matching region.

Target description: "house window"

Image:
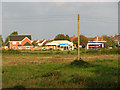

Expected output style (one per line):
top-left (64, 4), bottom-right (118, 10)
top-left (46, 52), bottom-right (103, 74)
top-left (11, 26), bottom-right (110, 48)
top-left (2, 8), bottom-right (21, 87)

top-left (19, 46), bottom-right (22, 50)
top-left (13, 46), bottom-right (16, 49)
top-left (26, 46), bottom-right (30, 49)
top-left (13, 42), bottom-right (16, 45)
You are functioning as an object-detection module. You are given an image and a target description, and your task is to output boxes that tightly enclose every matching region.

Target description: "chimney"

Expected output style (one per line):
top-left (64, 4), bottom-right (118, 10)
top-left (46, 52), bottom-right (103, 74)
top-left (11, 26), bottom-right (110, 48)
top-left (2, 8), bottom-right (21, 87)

top-left (101, 36), bottom-right (103, 41)
top-left (73, 35), bottom-right (75, 38)
top-left (96, 35), bottom-right (98, 41)
top-left (115, 33), bottom-right (117, 37)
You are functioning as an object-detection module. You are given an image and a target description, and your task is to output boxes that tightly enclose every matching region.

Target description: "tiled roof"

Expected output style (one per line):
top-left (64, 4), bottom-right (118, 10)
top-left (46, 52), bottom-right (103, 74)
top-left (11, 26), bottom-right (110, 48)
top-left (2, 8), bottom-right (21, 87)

top-left (88, 35), bottom-right (103, 41)
top-left (113, 34), bottom-right (120, 41)
top-left (9, 35), bottom-right (31, 41)
top-left (38, 40), bottom-right (44, 43)
top-left (93, 36), bottom-right (102, 41)
top-left (114, 35), bottom-right (120, 39)
top-left (34, 40), bottom-right (38, 42)
top-left (70, 35), bottom-right (75, 42)
top-left (88, 37), bottom-right (94, 41)
top-left (113, 38), bottom-right (120, 41)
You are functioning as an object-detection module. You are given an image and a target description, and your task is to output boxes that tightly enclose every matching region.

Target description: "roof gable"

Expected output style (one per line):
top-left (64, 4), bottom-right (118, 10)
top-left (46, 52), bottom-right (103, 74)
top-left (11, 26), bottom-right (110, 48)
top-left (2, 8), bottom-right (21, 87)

top-left (23, 42), bottom-right (32, 46)
top-left (70, 35), bottom-right (75, 42)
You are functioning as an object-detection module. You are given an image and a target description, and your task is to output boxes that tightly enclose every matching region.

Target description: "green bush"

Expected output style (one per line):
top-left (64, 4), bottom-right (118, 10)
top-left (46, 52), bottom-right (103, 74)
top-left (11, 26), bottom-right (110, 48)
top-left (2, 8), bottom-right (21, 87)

top-left (55, 51), bottom-right (61, 54)
top-left (2, 48), bottom-right (120, 55)
top-left (100, 48), bottom-right (119, 54)
top-left (70, 59), bottom-right (90, 67)
top-left (67, 51), bottom-right (70, 54)
top-left (41, 70), bottom-right (61, 77)
top-left (109, 48), bottom-right (119, 54)
top-left (2, 49), bottom-right (20, 54)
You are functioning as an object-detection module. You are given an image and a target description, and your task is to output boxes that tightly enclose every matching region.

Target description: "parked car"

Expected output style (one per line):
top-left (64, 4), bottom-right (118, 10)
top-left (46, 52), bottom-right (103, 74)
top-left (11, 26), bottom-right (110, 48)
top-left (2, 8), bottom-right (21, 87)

top-left (49, 48), bottom-right (52, 50)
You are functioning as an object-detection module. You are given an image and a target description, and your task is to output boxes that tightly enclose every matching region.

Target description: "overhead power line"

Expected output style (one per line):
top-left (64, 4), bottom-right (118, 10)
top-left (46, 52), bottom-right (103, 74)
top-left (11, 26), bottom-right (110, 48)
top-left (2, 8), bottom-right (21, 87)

top-left (2, 14), bottom-right (118, 23)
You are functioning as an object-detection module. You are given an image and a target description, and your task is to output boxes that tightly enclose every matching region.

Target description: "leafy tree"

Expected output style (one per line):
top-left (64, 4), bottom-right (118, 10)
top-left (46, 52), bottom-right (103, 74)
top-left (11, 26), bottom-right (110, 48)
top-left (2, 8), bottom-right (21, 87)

top-left (54, 34), bottom-right (70, 41)
top-left (112, 40), bottom-right (116, 48)
top-left (102, 35), bottom-right (116, 48)
top-left (0, 35), bottom-right (4, 47)
top-left (65, 35), bottom-right (70, 41)
top-left (10, 31), bottom-right (18, 35)
top-left (5, 31), bottom-right (18, 44)
top-left (54, 34), bottom-right (66, 40)
top-left (73, 35), bottom-right (88, 48)
top-left (5, 37), bottom-right (9, 44)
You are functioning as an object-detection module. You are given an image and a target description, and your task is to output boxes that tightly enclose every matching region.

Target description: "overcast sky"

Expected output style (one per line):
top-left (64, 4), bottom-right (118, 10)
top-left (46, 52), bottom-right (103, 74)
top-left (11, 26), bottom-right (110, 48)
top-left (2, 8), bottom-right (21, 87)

top-left (2, 2), bottom-right (118, 41)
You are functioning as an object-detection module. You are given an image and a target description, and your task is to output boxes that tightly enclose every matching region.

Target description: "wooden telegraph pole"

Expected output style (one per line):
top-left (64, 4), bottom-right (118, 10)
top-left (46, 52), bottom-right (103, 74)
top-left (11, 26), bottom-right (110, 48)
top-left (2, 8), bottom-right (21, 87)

top-left (78, 13), bottom-right (80, 60)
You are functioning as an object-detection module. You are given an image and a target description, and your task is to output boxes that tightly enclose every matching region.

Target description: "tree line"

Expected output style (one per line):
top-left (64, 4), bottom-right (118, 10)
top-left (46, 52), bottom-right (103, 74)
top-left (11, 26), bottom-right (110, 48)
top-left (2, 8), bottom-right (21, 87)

top-left (0, 31), bottom-right (117, 48)
top-left (54, 34), bottom-right (117, 48)
top-left (0, 31), bottom-right (18, 47)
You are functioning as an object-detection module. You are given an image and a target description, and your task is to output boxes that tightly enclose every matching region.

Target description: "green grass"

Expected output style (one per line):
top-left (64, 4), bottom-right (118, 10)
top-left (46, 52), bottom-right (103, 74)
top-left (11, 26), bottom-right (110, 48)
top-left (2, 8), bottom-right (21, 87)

top-left (2, 54), bottom-right (118, 88)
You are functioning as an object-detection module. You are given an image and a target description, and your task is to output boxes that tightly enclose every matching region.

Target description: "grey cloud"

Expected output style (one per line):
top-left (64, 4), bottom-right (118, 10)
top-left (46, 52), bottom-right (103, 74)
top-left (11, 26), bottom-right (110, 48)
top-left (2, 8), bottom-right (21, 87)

top-left (2, 2), bottom-right (118, 41)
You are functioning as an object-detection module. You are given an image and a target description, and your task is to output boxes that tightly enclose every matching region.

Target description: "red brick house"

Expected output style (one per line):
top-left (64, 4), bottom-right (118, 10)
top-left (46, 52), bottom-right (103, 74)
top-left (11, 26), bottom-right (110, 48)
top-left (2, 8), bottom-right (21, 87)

top-left (5, 34), bottom-right (33, 50)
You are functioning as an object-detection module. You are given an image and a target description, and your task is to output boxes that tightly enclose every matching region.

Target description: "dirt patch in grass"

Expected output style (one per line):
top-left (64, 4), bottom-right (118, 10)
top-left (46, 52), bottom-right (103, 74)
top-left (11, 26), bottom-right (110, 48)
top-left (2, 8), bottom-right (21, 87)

top-left (70, 59), bottom-right (91, 68)
top-left (2, 54), bottom-right (119, 66)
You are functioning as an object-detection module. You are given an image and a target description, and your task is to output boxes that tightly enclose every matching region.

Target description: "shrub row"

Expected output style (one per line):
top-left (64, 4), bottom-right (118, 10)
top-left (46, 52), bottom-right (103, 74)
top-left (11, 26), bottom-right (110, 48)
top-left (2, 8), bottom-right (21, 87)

top-left (2, 48), bottom-right (120, 55)
top-left (2, 49), bottom-right (20, 54)
top-left (85, 48), bottom-right (120, 54)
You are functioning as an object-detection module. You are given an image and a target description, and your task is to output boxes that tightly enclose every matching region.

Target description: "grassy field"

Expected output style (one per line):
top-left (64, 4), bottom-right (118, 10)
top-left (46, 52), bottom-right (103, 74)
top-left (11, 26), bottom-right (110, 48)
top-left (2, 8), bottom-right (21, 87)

top-left (2, 51), bottom-right (119, 88)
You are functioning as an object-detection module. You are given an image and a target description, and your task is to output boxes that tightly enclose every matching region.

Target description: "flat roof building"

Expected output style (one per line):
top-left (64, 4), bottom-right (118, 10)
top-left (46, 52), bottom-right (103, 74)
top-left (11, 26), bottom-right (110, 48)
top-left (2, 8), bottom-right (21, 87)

top-left (45, 40), bottom-right (74, 51)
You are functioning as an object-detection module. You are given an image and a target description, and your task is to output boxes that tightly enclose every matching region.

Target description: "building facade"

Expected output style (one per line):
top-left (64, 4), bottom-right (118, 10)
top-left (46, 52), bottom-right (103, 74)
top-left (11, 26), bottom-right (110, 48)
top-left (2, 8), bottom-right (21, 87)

top-left (87, 41), bottom-right (106, 49)
top-left (45, 40), bottom-right (74, 51)
top-left (87, 35), bottom-right (106, 49)
top-left (4, 35), bottom-right (33, 50)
